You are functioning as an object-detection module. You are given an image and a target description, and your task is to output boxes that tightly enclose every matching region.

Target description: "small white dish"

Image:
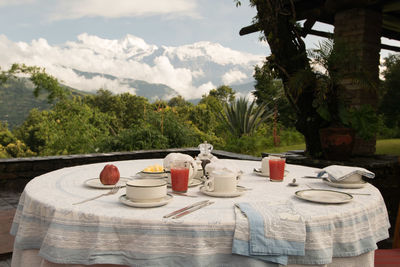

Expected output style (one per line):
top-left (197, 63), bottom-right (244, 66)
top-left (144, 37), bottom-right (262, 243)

top-left (119, 194), bottom-right (173, 208)
top-left (84, 177), bottom-right (130, 189)
top-left (199, 185), bottom-right (245, 198)
top-left (253, 168), bottom-right (289, 177)
top-left (323, 178), bottom-right (367, 189)
top-left (167, 178), bottom-right (203, 188)
top-left (295, 189), bottom-right (353, 204)
top-left (126, 179), bottom-right (167, 202)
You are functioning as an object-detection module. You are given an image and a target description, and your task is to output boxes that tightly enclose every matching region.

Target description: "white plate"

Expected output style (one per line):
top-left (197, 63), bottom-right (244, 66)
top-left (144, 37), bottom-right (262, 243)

top-left (167, 178), bottom-right (203, 188)
top-left (84, 177), bottom-right (131, 189)
top-left (199, 186), bottom-right (246, 198)
top-left (322, 178), bottom-right (367, 189)
top-left (253, 168), bottom-right (289, 177)
top-left (137, 171), bottom-right (168, 179)
top-left (119, 194), bottom-right (173, 208)
top-left (295, 189), bottom-right (353, 204)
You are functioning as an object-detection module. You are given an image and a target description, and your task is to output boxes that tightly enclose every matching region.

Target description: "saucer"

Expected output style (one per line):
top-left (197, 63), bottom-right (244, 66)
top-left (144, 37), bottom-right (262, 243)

top-left (322, 178), bottom-right (367, 189)
top-left (137, 171), bottom-right (168, 179)
top-left (84, 177), bottom-right (130, 189)
top-left (295, 189), bottom-right (353, 204)
top-left (199, 186), bottom-right (245, 198)
top-left (119, 194), bottom-right (173, 208)
top-left (167, 178), bottom-right (203, 188)
top-left (253, 168), bottom-right (289, 177)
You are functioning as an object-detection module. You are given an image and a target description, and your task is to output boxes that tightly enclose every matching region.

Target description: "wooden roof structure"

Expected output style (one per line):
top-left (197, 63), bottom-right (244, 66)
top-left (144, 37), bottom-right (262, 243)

top-left (240, 0), bottom-right (400, 52)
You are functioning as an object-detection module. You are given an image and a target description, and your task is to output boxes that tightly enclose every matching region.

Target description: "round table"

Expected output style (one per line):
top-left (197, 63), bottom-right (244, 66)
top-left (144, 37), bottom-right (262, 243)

top-left (10, 159), bottom-right (389, 267)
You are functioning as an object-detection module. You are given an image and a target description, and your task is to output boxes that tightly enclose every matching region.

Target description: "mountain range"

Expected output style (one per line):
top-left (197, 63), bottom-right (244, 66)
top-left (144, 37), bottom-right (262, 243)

top-left (0, 34), bottom-right (263, 128)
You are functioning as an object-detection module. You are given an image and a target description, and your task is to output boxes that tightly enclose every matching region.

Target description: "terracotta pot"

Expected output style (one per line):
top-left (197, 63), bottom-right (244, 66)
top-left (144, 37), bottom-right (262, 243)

top-left (319, 127), bottom-right (355, 160)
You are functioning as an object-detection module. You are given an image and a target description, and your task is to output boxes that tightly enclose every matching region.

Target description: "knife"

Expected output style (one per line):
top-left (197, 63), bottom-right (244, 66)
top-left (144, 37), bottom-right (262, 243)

top-left (163, 200), bottom-right (209, 218)
top-left (172, 201), bottom-right (214, 219)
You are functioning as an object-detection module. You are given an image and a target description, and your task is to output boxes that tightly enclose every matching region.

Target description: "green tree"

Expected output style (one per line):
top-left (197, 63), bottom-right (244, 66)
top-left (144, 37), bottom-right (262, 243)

top-left (253, 62), bottom-right (296, 127)
top-left (15, 99), bottom-right (114, 155)
top-left (84, 89), bottom-right (150, 132)
top-left (1, 63), bottom-right (68, 103)
top-left (0, 122), bottom-right (35, 158)
top-left (380, 54), bottom-right (400, 130)
top-left (168, 95), bottom-right (192, 107)
top-left (235, 1), bottom-right (330, 157)
top-left (209, 85), bottom-right (236, 103)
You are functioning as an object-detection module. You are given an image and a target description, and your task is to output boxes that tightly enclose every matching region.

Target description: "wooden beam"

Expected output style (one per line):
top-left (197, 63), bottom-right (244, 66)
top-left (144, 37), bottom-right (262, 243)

top-left (239, 24), bottom-right (260, 36)
top-left (302, 19), bottom-right (317, 37)
top-left (381, 43), bottom-right (400, 52)
top-left (239, 24), bottom-right (400, 52)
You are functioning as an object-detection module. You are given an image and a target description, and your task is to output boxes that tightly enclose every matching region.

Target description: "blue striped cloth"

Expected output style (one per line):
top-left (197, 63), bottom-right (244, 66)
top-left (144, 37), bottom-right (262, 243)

top-left (233, 201), bottom-right (306, 265)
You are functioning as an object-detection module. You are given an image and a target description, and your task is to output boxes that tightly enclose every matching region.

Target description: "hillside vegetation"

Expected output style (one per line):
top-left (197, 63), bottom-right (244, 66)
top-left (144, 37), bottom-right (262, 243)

top-left (0, 79), bottom-right (50, 129)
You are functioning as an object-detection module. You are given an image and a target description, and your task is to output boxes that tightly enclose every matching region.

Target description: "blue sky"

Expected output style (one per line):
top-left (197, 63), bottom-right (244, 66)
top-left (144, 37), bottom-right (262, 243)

top-left (0, 0), bottom-right (269, 54)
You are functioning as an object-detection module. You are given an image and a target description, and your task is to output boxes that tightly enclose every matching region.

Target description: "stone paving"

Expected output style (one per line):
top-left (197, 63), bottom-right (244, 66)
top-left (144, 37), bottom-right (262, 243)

top-left (0, 190), bottom-right (22, 265)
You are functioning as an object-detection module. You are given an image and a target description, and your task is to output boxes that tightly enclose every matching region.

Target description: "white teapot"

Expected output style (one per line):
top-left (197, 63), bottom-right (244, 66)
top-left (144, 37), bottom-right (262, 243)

top-left (204, 160), bottom-right (242, 179)
top-left (163, 153), bottom-right (196, 183)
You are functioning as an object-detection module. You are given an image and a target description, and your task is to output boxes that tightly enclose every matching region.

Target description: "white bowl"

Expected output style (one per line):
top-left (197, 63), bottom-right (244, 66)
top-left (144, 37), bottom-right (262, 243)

top-left (331, 173), bottom-right (363, 184)
top-left (126, 179), bottom-right (167, 202)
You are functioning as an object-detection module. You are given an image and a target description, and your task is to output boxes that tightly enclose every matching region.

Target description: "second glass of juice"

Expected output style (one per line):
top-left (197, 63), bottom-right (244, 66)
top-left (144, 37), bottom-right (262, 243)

top-left (269, 155), bottom-right (286, 182)
top-left (170, 160), bottom-right (190, 192)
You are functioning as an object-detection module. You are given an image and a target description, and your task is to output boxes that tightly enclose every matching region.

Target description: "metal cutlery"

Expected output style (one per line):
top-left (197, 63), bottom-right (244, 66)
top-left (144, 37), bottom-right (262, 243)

top-left (302, 176), bottom-right (323, 179)
top-left (170, 192), bottom-right (198, 198)
top-left (73, 185), bottom-right (121, 205)
top-left (171, 201), bottom-right (214, 219)
top-left (163, 200), bottom-right (209, 218)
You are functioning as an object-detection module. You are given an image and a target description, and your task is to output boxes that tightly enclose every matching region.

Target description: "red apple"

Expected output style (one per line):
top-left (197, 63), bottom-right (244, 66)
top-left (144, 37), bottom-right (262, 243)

top-left (99, 164), bottom-right (120, 185)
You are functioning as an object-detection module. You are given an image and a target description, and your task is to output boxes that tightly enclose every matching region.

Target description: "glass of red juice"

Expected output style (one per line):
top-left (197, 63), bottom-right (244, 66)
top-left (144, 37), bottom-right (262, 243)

top-left (170, 161), bottom-right (190, 192)
top-left (269, 156), bottom-right (286, 182)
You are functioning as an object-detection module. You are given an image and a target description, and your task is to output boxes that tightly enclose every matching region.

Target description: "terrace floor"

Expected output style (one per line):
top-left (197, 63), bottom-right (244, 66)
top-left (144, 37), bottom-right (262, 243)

top-left (0, 190), bottom-right (22, 266)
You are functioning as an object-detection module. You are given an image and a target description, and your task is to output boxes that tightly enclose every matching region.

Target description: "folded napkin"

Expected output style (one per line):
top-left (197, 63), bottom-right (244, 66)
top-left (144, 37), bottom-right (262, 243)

top-left (232, 201), bottom-right (306, 265)
top-left (317, 165), bottom-right (375, 182)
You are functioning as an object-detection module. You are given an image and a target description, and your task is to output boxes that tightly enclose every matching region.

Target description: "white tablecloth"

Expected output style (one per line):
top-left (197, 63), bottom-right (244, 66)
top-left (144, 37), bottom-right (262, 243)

top-left (10, 159), bottom-right (389, 267)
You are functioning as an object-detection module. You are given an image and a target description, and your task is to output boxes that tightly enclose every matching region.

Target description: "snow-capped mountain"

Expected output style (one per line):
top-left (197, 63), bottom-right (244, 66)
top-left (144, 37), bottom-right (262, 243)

top-left (0, 33), bottom-right (265, 100)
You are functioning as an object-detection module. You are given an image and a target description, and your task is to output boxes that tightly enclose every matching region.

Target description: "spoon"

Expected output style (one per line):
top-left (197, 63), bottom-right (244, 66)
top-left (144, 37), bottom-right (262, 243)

top-left (288, 178), bottom-right (299, 187)
top-left (170, 192), bottom-right (198, 198)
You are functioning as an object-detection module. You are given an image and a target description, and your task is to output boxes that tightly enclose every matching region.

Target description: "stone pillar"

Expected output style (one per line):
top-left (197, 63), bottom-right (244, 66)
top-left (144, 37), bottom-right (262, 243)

top-left (334, 7), bottom-right (382, 155)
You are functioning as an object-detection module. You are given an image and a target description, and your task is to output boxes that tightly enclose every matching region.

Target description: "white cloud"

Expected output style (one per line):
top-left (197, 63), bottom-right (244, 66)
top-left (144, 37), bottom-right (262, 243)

top-left (164, 41), bottom-right (264, 66)
top-left (49, 0), bottom-right (200, 21)
top-left (0, 0), bottom-right (34, 7)
top-left (222, 69), bottom-right (247, 85)
top-left (0, 33), bottom-right (261, 100)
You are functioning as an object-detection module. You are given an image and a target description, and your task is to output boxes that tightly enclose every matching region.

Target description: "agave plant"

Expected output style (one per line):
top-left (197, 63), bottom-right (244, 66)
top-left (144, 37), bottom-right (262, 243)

top-left (216, 97), bottom-right (272, 138)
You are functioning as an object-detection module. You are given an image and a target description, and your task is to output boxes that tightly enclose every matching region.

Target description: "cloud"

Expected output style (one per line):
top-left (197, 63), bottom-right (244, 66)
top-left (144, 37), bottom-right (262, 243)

top-left (164, 41), bottom-right (264, 66)
top-left (0, 0), bottom-right (35, 7)
top-left (0, 33), bottom-right (262, 100)
top-left (222, 70), bottom-right (247, 85)
top-left (49, 0), bottom-right (200, 21)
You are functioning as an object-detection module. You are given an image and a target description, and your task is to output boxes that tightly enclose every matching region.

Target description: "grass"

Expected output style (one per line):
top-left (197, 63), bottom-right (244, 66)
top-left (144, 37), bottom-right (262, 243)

top-left (262, 139), bottom-right (400, 156)
top-left (376, 139), bottom-right (400, 156)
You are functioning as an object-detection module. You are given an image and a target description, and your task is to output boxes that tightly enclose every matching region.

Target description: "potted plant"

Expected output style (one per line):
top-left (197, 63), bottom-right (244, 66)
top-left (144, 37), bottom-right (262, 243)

top-left (307, 40), bottom-right (379, 160)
